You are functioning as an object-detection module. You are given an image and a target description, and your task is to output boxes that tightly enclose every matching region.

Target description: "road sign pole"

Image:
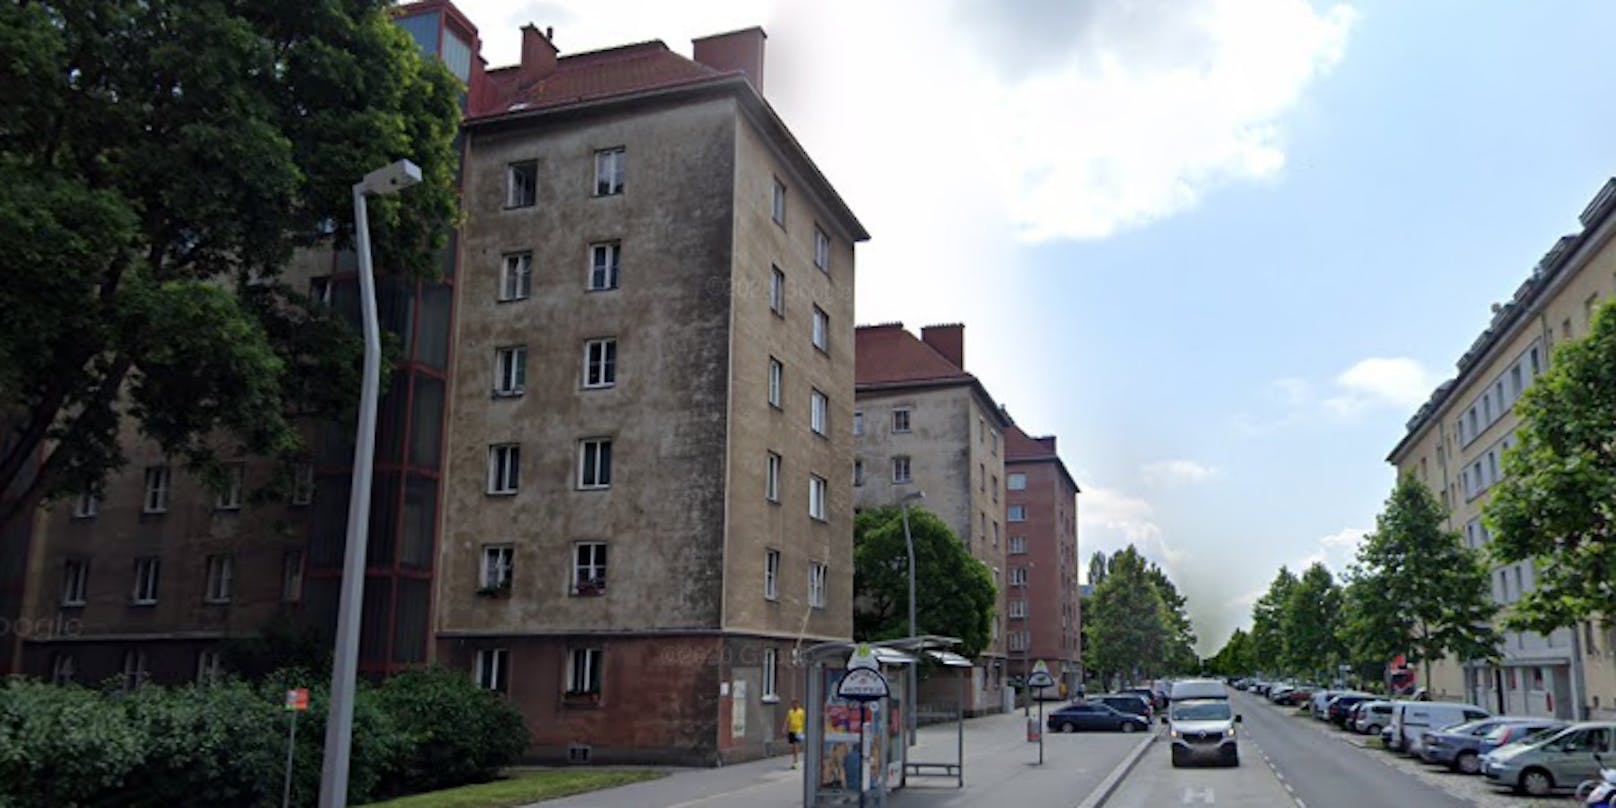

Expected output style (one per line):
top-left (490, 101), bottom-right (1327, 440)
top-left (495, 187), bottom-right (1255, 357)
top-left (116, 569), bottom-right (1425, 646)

top-left (282, 709), bottom-right (298, 808)
top-left (1037, 696), bottom-right (1044, 765)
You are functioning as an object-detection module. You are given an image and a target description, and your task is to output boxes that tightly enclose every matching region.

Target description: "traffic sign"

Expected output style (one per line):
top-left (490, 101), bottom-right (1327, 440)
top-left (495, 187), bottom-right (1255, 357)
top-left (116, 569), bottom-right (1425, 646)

top-left (1026, 660), bottom-right (1055, 689)
top-left (838, 644), bottom-right (890, 702)
top-left (284, 688), bottom-right (309, 712)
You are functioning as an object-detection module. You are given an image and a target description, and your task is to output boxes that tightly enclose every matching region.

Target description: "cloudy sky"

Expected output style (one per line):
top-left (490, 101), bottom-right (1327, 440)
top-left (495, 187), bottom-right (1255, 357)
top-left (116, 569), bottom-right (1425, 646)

top-left (453, 0), bottom-right (1616, 652)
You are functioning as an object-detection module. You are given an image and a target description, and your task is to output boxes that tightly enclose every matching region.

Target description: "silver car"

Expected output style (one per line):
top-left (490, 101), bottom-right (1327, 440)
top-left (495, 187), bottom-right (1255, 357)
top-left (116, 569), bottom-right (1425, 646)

top-left (1482, 721), bottom-right (1616, 796)
top-left (1169, 698), bottom-right (1241, 767)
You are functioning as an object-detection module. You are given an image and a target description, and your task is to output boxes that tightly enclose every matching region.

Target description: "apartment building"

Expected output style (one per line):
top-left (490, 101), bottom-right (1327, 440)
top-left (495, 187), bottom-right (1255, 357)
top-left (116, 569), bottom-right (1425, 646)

top-left (853, 323), bottom-right (1011, 714)
top-left (1003, 425), bottom-right (1082, 693)
top-left (1389, 177), bottom-right (1616, 719)
top-left (432, 24), bottom-right (866, 764)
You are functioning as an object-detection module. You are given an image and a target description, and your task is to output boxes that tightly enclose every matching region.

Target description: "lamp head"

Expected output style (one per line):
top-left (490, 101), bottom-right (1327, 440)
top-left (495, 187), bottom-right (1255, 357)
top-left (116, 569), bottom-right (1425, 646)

top-left (358, 159), bottom-right (422, 196)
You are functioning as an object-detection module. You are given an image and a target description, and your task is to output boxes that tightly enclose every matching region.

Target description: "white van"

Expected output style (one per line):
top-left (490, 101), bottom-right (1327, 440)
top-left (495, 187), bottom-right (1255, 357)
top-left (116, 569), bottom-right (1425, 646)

top-left (1169, 679), bottom-right (1229, 703)
top-left (1389, 701), bottom-right (1490, 754)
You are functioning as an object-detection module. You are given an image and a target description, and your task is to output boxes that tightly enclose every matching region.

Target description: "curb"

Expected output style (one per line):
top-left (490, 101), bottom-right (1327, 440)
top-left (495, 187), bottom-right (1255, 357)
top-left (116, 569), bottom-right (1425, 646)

top-left (1075, 731), bottom-right (1156, 808)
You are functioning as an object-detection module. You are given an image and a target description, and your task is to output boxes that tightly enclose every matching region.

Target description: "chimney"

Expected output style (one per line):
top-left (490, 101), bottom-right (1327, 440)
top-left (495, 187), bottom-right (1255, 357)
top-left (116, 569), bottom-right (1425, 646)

top-left (692, 27), bottom-right (767, 93)
top-left (520, 23), bottom-right (558, 80)
top-left (921, 324), bottom-right (964, 369)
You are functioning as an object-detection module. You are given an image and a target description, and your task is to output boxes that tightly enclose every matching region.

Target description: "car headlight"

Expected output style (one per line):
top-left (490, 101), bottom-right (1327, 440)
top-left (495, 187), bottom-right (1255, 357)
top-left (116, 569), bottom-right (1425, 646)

top-left (1225, 727), bottom-right (1236, 738)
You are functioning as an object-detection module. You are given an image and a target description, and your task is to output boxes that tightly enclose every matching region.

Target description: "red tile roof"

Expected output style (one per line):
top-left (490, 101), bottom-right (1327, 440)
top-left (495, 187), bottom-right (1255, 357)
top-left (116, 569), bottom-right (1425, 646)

top-left (476, 41), bottom-right (728, 119)
top-left (855, 324), bottom-right (974, 387)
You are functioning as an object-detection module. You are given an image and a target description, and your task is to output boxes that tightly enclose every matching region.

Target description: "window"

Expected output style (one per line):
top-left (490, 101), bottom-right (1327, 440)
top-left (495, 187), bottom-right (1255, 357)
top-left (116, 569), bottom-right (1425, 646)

top-left (594, 147), bottom-right (625, 196)
top-left (62, 559), bottom-right (88, 606)
top-left (809, 562), bottom-right (826, 608)
top-left (574, 542), bottom-right (607, 595)
top-left (583, 338), bottom-right (617, 388)
top-left (853, 410), bottom-right (864, 436)
top-left (578, 439), bottom-right (613, 489)
top-left (893, 456), bottom-right (912, 484)
top-left (204, 555), bottom-right (233, 603)
top-left (1008, 631), bottom-right (1028, 652)
top-left (770, 266), bottom-right (785, 315)
top-left (1009, 600), bottom-right (1027, 619)
top-left (122, 649), bottom-right (148, 691)
top-left (309, 276), bottom-right (333, 306)
top-left (1530, 346), bottom-right (1541, 376)
top-left (72, 490), bottom-right (97, 519)
top-left (766, 453), bottom-right (781, 502)
top-left (853, 459), bottom-right (864, 487)
top-left (763, 648), bottom-right (778, 698)
top-left (143, 465), bottom-right (171, 514)
top-left (1009, 536), bottom-right (1027, 555)
top-left (500, 253), bottom-right (532, 301)
top-left (1511, 365), bottom-right (1523, 396)
top-left (1008, 472), bottom-right (1027, 491)
top-left (1008, 505), bottom-right (1027, 522)
top-left (992, 521), bottom-right (1000, 546)
top-left (282, 550), bottom-right (304, 602)
top-left (588, 242), bottom-right (621, 290)
top-left (197, 650), bottom-right (222, 683)
top-left (215, 463), bottom-right (245, 510)
top-left (132, 557), bottom-right (159, 604)
top-left (475, 648), bottom-right (509, 692)
top-left (764, 549), bottom-right (780, 600)
top-left (481, 544), bottom-right (514, 590)
top-left (812, 306), bottom-right (828, 352)
top-left (990, 430), bottom-right (999, 454)
top-left (768, 358), bottom-right (783, 408)
top-left (991, 475), bottom-right (999, 502)
top-left (487, 444), bottom-right (520, 494)
top-left (291, 462), bottom-right (315, 506)
top-left (495, 346), bottom-right (527, 395)
top-left (1514, 565), bottom-right (1524, 597)
top-left (892, 408), bottom-right (911, 433)
top-left (567, 648), bottom-right (602, 695)
top-left (814, 226), bottom-right (830, 271)
top-left (808, 474), bottom-right (827, 521)
top-left (507, 161), bottom-right (536, 208)
top-left (1010, 567), bottom-right (1028, 586)
top-left (772, 178), bottom-right (786, 226)
top-left (810, 389), bottom-right (828, 435)
top-left (979, 511), bottom-right (986, 540)
top-left (979, 463), bottom-right (985, 492)
top-left (50, 653), bottom-right (75, 685)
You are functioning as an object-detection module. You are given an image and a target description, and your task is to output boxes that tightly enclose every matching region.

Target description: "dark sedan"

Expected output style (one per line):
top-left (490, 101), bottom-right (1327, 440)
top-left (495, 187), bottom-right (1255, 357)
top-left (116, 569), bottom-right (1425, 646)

top-left (1048, 702), bottom-right (1150, 733)
top-left (1326, 694), bottom-right (1377, 727)
top-left (1093, 694), bottom-right (1154, 721)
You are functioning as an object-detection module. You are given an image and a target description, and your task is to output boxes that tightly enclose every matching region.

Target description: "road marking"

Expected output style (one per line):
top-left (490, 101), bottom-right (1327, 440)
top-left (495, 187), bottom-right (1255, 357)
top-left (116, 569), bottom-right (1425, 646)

top-left (1181, 786), bottom-right (1215, 804)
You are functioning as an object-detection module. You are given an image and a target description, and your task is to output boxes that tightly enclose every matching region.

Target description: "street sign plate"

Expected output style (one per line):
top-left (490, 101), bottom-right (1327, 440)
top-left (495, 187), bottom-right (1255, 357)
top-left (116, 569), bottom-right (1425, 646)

top-left (284, 688), bottom-right (309, 712)
top-left (1027, 660), bottom-right (1055, 689)
top-left (837, 667), bottom-right (890, 702)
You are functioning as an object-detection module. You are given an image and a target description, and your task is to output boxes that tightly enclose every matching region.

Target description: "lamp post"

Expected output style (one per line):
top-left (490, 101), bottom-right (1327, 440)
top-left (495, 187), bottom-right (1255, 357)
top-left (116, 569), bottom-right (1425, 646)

top-left (899, 490), bottom-right (925, 746)
top-left (319, 158), bottom-right (422, 808)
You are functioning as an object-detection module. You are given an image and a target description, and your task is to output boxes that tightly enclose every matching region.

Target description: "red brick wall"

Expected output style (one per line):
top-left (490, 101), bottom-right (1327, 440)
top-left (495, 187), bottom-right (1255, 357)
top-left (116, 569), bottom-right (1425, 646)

top-left (1006, 456), bottom-right (1080, 682)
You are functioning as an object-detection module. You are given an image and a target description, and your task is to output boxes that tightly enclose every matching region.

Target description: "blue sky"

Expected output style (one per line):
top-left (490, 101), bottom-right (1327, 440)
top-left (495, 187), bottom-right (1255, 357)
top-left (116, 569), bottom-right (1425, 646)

top-left (461, 0), bottom-right (1616, 652)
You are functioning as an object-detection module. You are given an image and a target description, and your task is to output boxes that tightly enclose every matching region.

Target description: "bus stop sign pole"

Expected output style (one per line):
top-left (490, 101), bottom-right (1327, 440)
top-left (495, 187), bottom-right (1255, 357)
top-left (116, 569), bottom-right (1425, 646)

top-left (1027, 661), bottom-right (1055, 766)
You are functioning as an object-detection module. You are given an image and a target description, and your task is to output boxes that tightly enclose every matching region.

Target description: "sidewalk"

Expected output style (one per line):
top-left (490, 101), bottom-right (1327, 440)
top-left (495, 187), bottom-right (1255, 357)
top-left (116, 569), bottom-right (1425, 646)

top-left (531, 711), bottom-right (1142, 808)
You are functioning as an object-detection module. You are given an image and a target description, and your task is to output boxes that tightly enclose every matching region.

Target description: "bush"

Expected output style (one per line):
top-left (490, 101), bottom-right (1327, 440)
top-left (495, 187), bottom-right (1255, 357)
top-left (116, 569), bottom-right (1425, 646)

top-left (116, 679), bottom-right (284, 807)
top-left (375, 667), bottom-right (530, 794)
top-left (260, 672), bottom-right (404, 807)
top-left (0, 680), bottom-right (145, 807)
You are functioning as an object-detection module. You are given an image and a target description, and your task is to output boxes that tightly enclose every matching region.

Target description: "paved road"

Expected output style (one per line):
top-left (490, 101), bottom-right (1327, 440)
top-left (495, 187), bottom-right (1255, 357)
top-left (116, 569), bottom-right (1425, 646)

top-left (1104, 737), bottom-right (1294, 808)
top-left (1232, 690), bottom-right (1473, 808)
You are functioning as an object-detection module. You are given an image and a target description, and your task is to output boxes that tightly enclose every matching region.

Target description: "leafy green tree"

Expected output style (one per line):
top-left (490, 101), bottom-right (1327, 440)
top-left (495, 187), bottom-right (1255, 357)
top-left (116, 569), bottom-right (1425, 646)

top-left (0, 0), bottom-right (463, 528)
top-left (0, 680), bottom-right (145, 807)
top-left (1207, 628), bottom-right (1255, 677)
top-left (1359, 475), bottom-right (1499, 687)
top-left (1146, 565), bottom-right (1199, 672)
top-left (1280, 562), bottom-right (1345, 679)
top-left (1488, 301), bottom-right (1616, 632)
top-left (1339, 568), bottom-right (1403, 687)
top-left (1087, 550), bottom-right (1109, 588)
top-left (118, 680), bottom-right (283, 807)
top-left (1085, 546), bottom-right (1169, 685)
top-left (854, 506), bottom-right (997, 658)
top-left (1250, 566), bottom-right (1297, 675)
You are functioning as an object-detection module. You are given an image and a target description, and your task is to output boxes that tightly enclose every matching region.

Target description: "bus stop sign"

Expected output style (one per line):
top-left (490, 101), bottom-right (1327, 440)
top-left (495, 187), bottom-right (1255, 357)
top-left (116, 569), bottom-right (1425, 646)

top-left (838, 644), bottom-right (890, 702)
top-left (1027, 660), bottom-right (1055, 690)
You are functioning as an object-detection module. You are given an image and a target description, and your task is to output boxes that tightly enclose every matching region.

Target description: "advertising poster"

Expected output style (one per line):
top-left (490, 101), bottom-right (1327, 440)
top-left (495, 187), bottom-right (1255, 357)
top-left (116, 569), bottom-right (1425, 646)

top-left (821, 669), bottom-right (867, 794)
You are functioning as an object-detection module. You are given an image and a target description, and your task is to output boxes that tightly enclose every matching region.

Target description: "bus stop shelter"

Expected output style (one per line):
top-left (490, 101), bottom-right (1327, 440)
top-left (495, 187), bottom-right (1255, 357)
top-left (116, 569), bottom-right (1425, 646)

top-left (798, 636), bottom-right (969, 806)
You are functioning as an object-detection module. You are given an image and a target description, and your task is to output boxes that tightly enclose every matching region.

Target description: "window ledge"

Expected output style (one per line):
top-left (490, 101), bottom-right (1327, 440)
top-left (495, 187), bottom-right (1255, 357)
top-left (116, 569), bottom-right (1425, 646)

top-left (762, 694), bottom-right (781, 704)
top-left (491, 389), bottom-right (524, 399)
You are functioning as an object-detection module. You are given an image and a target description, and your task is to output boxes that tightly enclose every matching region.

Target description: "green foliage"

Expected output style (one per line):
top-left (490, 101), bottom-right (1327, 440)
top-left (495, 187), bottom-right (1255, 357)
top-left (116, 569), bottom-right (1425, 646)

top-left (853, 506), bottom-right (997, 658)
top-left (1205, 628), bottom-right (1255, 677)
top-left (0, 0), bottom-right (462, 525)
top-left (1280, 562), bottom-right (1345, 679)
top-left (0, 680), bottom-right (144, 807)
top-left (1249, 566), bottom-right (1297, 674)
top-left (375, 667), bottom-right (530, 794)
top-left (117, 680), bottom-right (284, 806)
top-left (1356, 475), bottom-right (1499, 681)
top-left (220, 615), bottom-right (333, 682)
top-left (1146, 565), bottom-right (1199, 672)
top-left (1085, 546), bottom-right (1170, 684)
top-left (1487, 300), bottom-right (1616, 633)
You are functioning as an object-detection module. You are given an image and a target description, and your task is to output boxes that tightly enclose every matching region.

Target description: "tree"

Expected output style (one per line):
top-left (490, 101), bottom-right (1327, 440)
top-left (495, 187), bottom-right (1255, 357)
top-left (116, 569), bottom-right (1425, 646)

top-left (1358, 475), bottom-right (1499, 687)
top-left (1087, 550), bottom-right (1109, 588)
top-left (1206, 628), bottom-right (1255, 677)
top-left (854, 506), bottom-right (997, 658)
top-left (0, 0), bottom-right (463, 528)
top-left (1249, 566), bottom-right (1297, 675)
top-left (1280, 562), bottom-right (1345, 679)
top-left (1488, 301), bottom-right (1616, 633)
top-left (1145, 564), bottom-right (1198, 673)
top-left (1339, 566), bottom-right (1405, 686)
top-left (1085, 546), bottom-right (1169, 685)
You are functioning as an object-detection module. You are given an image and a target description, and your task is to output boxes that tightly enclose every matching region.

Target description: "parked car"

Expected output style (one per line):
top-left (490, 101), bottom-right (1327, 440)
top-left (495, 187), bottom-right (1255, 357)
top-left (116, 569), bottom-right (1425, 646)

top-left (1168, 698), bottom-right (1242, 767)
top-left (1309, 689), bottom-right (1341, 719)
top-left (1388, 701), bottom-right (1490, 754)
top-left (1121, 687), bottom-right (1159, 710)
top-left (1482, 721), bottom-right (1616, 796)
top-left (1354, 700), bottom-right (1394, 735)
top-left (1480, 720), bottom-right (1567, 756)
top-left (1093, 694), bottom-right (1154, 721)
top-left (1047, 702), bottom-right (1151, 734)
top-left (1280, 687), bottom-right (1315, 707)
top-left (1419, 718), bottom-right (1542, 774)
top-left (1327, 694), bottom-right (1377, 727)
top-left (1268, 684), bottom-right (1295, 703)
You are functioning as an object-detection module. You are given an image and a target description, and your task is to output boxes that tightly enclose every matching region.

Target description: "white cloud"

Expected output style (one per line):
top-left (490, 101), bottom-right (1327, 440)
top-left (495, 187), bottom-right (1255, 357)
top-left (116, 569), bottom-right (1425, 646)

top-left (1325, 357), bottom-right (1438, 415)
top-left (1078, 486), bottom-right (1188, 582)
top-left (1140, 459), bottom-right (1224, 487)
top-left (1291, 527), bottom-right (1368, 574)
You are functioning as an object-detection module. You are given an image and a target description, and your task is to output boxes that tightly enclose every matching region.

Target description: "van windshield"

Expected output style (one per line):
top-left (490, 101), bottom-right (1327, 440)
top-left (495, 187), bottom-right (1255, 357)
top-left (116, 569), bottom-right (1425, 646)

top-left (1172, 702), bottom-right (1232, 722)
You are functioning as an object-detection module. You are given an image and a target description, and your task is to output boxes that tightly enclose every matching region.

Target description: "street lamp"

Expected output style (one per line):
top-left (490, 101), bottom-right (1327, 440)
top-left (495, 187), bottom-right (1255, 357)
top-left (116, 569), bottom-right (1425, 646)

top-left (899, 490), bottom-right (925, 746)
top-left (319, 158), bottom-right (422, 808)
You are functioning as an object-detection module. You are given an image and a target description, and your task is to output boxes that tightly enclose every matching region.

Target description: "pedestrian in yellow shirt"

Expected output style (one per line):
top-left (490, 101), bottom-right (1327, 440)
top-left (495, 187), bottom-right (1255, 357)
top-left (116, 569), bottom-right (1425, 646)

top-left (785, 699), bottom-right (806, 769)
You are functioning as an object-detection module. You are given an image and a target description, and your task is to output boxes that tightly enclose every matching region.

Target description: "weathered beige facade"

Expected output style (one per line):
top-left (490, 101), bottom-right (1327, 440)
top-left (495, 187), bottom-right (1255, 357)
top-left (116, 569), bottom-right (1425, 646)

top-left (1390, 178), bottom-right (1616, 718)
